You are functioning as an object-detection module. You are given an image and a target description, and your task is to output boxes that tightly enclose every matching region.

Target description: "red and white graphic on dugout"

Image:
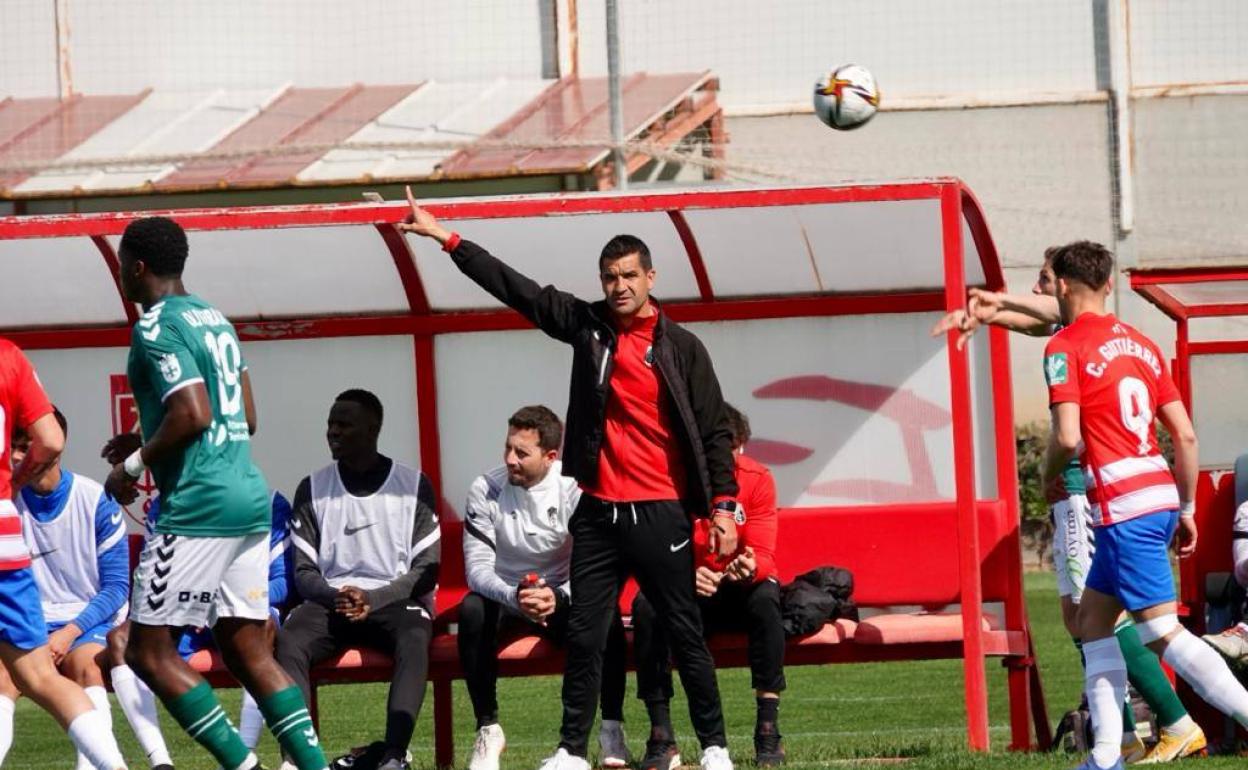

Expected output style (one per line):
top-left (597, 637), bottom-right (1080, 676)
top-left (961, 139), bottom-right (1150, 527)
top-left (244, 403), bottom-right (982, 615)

top-left (110, 374), bottom-right (157, 529)
top-left (747, 375), bottom-right (952, 504)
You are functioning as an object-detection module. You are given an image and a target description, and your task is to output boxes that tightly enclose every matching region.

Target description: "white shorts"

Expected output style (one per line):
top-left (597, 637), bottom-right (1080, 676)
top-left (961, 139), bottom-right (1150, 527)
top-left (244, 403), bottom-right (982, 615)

top-left (130, 532), bottom-right (269, 628)
top-left (1051, 494), bottom-right (1095, 602)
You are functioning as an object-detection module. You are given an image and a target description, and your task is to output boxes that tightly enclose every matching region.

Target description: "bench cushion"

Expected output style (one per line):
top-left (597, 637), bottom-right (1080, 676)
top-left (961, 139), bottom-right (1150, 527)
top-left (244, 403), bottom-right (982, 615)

top-left (852, 612), bottom-right (990, 645)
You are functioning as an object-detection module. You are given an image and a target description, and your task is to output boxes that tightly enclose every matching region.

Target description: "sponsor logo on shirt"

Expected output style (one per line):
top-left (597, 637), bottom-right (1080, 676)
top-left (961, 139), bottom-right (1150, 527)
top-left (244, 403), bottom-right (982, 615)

top-left (1045, 353), bottom-right (1068, 386)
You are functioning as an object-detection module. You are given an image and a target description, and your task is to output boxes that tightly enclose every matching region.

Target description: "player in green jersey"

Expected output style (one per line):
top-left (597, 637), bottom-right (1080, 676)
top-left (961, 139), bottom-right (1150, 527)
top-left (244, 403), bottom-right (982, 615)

top-left (931, 248), bottom-right (1204, 763)
top-left (103, 217), bottom-right (328, 770)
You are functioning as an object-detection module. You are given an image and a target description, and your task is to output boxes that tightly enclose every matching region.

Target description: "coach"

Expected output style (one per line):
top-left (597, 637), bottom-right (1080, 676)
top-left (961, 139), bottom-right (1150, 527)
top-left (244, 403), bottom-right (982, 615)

top-left (400, 189), bottom-right (741, 770)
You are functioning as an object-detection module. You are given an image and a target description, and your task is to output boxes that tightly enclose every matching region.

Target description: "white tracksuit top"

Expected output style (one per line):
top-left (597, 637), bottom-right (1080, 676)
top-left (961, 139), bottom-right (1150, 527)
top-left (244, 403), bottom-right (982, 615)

top-left (462, 461), bottom-right (580, 611)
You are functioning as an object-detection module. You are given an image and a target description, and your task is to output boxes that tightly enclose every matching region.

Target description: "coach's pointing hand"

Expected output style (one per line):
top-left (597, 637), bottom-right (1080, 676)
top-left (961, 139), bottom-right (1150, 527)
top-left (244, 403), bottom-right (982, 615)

top-left (398, 185), bottom-right (454, 244)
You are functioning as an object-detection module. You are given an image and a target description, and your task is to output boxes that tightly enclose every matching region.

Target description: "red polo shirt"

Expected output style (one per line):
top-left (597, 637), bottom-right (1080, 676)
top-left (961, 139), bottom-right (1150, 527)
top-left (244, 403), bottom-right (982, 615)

top-left (582, 309), bottom-right (688, 503)
top-left (692, 453), bottom-right (779, 582)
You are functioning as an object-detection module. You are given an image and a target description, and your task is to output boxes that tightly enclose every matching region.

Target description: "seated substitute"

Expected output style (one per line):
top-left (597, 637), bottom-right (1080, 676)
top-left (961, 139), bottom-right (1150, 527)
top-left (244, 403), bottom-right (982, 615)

top-left (275, 389), bottom-right (440, 770)
top-left (1, 408), bottom-right (130, 770)
top-left (105, 488), bottom-right (295, 770)
top-left (461, 406), bottom-right (628, 770)
top-left (1204, 498), bottom-right (1248, 664)
top-left (632, 404), bottom-right (784, 769)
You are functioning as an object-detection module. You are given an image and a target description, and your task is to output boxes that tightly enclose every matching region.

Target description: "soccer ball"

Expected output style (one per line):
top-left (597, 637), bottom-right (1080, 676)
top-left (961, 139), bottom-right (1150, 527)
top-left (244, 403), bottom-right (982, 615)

top-left (813, 64), bottom-right (879, 130)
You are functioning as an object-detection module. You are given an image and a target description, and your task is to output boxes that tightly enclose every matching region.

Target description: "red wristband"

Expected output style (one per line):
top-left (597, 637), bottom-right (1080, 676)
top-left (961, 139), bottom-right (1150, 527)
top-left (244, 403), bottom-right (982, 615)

top-left (442, 232), bottom-right (462, 252)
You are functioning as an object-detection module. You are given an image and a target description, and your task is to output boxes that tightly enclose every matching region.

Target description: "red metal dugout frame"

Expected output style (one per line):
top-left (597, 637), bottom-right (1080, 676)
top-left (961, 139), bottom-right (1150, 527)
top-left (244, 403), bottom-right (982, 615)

top-left (0, 180), bottom-right (1042, 752)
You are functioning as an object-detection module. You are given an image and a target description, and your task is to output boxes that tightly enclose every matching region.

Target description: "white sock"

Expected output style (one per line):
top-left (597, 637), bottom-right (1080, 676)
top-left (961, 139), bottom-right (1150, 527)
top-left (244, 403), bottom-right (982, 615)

top-left (1083, 637), bottom-right (1128, 769)
top-left (239, 689), bottom-right (264, 750)
top-left (0, 695), bottom-right (15, 765)
top-left (1163, 628), bottom-right (1248, 727)
top-left (67, 708), bottom-right (126, 770)
top-left (1162, 713), bottom-right (1197, 735)
top-left (111, 664), bottom-right (172, 767)
top-left (76, 687), bottom-right (115, 770)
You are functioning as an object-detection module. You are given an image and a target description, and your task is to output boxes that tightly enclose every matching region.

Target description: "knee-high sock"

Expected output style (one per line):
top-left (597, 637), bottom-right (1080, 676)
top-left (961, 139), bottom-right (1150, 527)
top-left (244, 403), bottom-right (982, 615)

top-left (1162, 628), bottom-right (1248, 727)
top-left (256, 685), bottom-right (326, 770)
top-left (75, 687), bottom-right (114, 770)
top-left (1115, 619), bottom-right (1189, 728)
top-left (0, 695), bottom-right (15, 765)
top-left (238, 689), bottom-right (265, 750)
top-left (1083, 637), bottom-right (1129, 769)
top-left (111, 664), bottom-right (173, 767)
top-left (163, 682), bottom-right (254, 770)
top-left (67, 708), bottom-right (127, 770)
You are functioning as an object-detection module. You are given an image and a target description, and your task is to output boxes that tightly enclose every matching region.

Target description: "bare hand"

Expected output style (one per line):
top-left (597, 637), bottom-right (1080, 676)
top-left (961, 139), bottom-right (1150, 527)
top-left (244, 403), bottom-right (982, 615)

top-left (1175, 516), bottom-right (1198, 559)
top-left (695, 566), bottom-right (724, 598)
top-left (47, 624), bottom-right (79, 665)
top-left (930, 309), bottom-right (980, 351)
top-left (335, 586), bottom-right (371, 622)
top-left (708, 514), bottom-right (739, 558)
top-left (966, 288), bottom-right (1004, 322)
top-left (518, 580), bottom-right (556, 624)
top-left (725, 546), bottom-right (757, 582)
top-left (101, 432), bottom-right (143, 466)
top-left (105, 465), bottom-right (140, 505)
top-left (396, 186), bottom-right (453, 244)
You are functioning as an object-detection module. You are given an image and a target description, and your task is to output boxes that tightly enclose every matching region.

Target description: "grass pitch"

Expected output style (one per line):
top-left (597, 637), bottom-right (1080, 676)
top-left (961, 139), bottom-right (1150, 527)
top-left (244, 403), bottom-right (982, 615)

top-left (7, 572), bottom-right (1239, 769)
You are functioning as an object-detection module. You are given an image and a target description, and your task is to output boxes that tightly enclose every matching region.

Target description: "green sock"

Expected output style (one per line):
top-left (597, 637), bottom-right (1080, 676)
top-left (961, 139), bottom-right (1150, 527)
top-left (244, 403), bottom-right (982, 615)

top-left (258, 686), bottom-right (327, 770)
top-left (1116, 617), bottom-right (1190, 727)
top-left (165, 682), bottom-right (253, 770)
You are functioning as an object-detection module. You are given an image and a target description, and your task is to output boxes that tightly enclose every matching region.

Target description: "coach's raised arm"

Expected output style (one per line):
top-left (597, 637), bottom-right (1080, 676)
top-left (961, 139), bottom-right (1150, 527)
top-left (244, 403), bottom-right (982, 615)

top-left (401, 187), bottom-right (742, 770)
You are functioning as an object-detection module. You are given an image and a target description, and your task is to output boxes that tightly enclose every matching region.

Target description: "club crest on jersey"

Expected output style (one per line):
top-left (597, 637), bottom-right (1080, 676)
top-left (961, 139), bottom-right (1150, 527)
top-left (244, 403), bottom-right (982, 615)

top-left (547, 506), bottom-right (558, 525)
top-left (644, 345), bottom-right (655, 368)
top-left (158, 353), bottom-right (182, 384)
top-left (1045, 353), bottom-right (1068, 385)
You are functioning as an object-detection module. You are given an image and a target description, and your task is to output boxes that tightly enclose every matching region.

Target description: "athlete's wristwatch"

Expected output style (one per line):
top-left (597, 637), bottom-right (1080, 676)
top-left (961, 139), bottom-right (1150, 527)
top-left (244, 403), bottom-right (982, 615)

top-left (712, 499), bottom-right (746, 525)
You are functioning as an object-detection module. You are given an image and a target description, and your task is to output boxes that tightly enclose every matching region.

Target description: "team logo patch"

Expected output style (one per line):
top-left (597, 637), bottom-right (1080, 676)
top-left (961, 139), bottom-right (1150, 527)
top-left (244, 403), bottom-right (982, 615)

top-left (1044, 353), bottom-right (1068, 385)
top-left (158, 353), bottom-right (182, 384)
top-left (547, 506), bottom-right (558, 525)
top-left (644, 345), bottom-right (655, 368)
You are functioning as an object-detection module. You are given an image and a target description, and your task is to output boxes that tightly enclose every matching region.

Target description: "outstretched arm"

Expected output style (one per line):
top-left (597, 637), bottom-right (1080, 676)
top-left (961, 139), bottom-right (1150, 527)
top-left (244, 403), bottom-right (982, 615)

top-left (398, 187), bottom-right (586, 343)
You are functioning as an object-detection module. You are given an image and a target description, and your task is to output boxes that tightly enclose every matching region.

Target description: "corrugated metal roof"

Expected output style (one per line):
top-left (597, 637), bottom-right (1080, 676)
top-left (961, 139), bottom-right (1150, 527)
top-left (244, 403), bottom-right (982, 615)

top-left (0, 73), bottom-right (718, 198)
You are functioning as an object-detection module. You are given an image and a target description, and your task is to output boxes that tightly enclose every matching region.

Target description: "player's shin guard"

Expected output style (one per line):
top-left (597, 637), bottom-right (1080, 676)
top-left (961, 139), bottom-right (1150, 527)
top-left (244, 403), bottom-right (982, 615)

top-left (76, 686), bottom-right (115, 770)
top-left (239, 689), bottom-right (264, 750)
top-left (0, 695), bottom-right (14, 765)
top-left (1162, 628), bottom-right (1248, 727)
top-left (257, 686), bottom-right (327, 770)
top-left (111, 664), bottom-right (172, 767)
top-left (1083, 637), bottom-right (1128, 769)
top-left (165, 682), bottom-right (254, 770)
top-left (67, 707), bottom-right (127, 770)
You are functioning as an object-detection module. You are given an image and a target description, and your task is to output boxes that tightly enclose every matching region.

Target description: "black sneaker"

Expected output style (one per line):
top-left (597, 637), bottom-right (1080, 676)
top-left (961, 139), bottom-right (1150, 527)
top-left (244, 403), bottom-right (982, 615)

top-left (331, 741), bottom-right (387, 770)
top-left (640, 738), bottom-right (682, 770)
top-left (754, 723), bottom-right (785, 767)
top-left (152, 765), bottom-right (175, 770)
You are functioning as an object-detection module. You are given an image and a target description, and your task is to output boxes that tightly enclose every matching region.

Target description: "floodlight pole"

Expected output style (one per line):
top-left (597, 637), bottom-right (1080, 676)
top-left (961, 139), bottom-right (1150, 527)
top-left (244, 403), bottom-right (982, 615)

top-left (606, 0), bottom-right (627, 190)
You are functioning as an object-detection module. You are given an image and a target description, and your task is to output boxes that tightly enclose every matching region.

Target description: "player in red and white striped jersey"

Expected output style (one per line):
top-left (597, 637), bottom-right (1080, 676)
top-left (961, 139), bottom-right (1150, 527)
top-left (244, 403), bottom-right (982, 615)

top-left (0, 338), bottom-right (127, 770)
top-left (1040, 243), bottom-right (1248, 770)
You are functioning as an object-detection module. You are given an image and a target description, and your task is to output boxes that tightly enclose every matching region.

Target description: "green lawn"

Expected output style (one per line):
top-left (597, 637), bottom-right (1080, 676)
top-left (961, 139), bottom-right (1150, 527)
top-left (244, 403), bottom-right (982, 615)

top-left (6, 573), bottom-right (1238, 769)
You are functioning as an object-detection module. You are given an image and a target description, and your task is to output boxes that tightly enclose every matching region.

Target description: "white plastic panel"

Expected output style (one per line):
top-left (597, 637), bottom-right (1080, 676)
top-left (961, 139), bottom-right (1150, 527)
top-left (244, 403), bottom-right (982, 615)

top-left (687, 314), bottom-right (961, 506)
top-left (1190, 354), bottom-right (1248, 470)
top-left (122, 226), bottom-right (409, 319)
top-left (15, 88), bottom-right (284, 194)
top-left (1161, 280), bottom-right (1248, 307)
top-left (25, 336), bottom-right (420, 530)
top-left (411, 212), bottom-right (697, 311)
top-left (298, 79), bottom-right (552, 182)
top-left (685, 206), bottom-right (822, 296)
top-left (962, 215), bottom-right (987, 287)
top-left (966, 322), bottom-right (999, 499)
top-left (1188, 316), bottom-right (1248, 343)
top-left (435, 329), bottom-right (573, 519)
top-left (795, 199), bottom-right (945, 294)
top-left (0, 237), bottom-right (129, 328)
